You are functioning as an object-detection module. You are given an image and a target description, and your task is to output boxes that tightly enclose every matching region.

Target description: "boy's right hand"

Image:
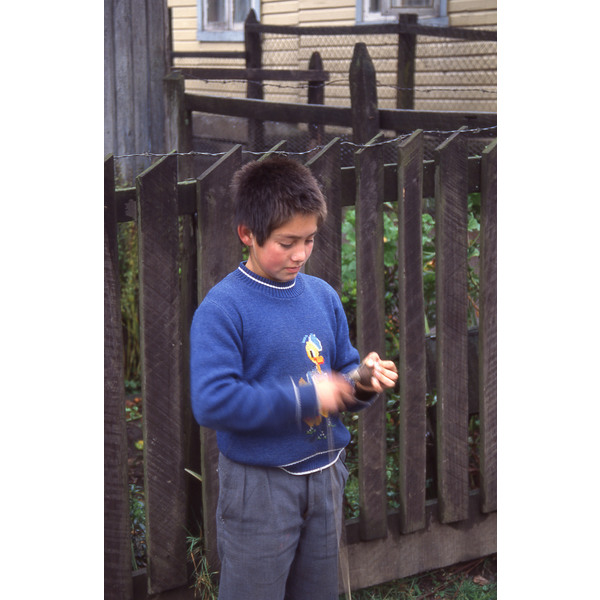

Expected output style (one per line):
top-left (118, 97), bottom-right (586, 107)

top-left (314, 373), bottom-right (356, 415)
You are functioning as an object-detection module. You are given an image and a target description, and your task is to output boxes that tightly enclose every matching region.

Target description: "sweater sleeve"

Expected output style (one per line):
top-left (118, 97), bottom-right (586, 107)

top-left (190, 298), bottom-right (320, 434)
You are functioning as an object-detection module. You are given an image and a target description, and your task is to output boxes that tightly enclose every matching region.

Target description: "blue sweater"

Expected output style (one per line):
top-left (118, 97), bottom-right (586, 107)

top-left (190, 262), bottom-right (369, 473)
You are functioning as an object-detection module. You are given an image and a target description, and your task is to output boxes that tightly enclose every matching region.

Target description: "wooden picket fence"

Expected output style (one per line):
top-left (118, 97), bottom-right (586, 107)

top-left (105, 129), bottom-right (496, 598)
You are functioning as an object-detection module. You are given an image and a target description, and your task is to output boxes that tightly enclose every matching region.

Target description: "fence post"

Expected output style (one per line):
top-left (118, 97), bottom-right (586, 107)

top-left (104, 155), bottom-right (134, 600)
top-left (396, 131), bottom-right (427, 533)
top-left (164, 70), bottom-right (193, 180)
top-left (304, 138), bottom-right (342, 291)
top-left (349, 42), bottom-right (380, 145)
top-left (137, 152), bottom-right (188, 594)
top-left (397, 14), bottom-right (417, 110)
top-left (355, 132), bottom-right (388, 541)
top-left (479, 139), bottom-right (497, 513)
top-left (196, 145), bottom-right (243, 575)
top-left (434, 128), bottom-right (470, 524)
top-left (245, 9), bottom-right (264, 150)
top-left (307, 51), bottom-right (325, 149)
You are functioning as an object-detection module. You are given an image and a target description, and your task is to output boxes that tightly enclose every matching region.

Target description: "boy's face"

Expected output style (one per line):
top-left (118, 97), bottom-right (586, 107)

top-left (239, 213), bottom-right (319, 283)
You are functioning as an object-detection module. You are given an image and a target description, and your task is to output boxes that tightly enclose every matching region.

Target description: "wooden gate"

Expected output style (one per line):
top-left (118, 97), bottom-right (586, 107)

top-left (104, 128), bottom-right (496, 597)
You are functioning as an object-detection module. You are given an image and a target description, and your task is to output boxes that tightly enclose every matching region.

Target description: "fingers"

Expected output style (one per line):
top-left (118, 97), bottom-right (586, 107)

top-left (361, 353), bottom-right (398, 393)
top-left (314, 373), bottom-right (356, 415)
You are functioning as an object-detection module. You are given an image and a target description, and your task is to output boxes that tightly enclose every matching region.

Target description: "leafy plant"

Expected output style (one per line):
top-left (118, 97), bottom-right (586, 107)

top-left (340, 193), bottom-right (482, 515)
top-left (118, 221), bottom-right (141, 390)
top-left (129, 484), bottom-right (146, 569)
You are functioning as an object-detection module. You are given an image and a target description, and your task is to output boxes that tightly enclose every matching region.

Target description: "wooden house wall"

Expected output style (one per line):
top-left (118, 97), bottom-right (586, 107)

top-left (168, 0), bottom-right (496, 118)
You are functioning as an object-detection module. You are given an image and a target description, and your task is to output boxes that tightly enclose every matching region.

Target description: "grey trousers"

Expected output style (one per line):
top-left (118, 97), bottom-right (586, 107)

top-left (216, 453), bottom-right (348, 600)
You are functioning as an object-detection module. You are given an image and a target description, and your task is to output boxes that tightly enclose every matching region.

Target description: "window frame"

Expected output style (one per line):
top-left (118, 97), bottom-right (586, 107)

top-left (197, 0), bottom-right (260, 42)
top-left (356, 0), bottom-right (448, 25)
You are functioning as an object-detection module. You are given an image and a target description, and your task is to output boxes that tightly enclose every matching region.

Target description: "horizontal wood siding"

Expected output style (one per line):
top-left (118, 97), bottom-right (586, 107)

top-left (168, 0), bottom-right (496, 113)
top-left (170, 0), bottom-right (246, 98)
top-left (261, 0), bottom-right (301, 104)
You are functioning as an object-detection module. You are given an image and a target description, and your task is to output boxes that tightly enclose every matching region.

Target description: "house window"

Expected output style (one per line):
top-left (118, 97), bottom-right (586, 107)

top-left (359, 0), bottom-right (447, 24)
top-left (198, 0), bottom-right (260, 41)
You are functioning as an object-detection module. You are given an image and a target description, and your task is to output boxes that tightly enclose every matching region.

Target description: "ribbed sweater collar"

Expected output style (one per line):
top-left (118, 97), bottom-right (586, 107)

top-left (235, 261), bottom-right (305, 298)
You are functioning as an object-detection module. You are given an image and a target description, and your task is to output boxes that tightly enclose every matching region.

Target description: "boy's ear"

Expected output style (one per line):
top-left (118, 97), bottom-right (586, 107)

top-left (237, 224), bottom-right (253, 246)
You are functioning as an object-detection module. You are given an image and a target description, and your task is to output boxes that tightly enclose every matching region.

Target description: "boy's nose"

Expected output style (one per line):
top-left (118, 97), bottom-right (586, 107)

top-left (291, 248), bottom-right (306, 262)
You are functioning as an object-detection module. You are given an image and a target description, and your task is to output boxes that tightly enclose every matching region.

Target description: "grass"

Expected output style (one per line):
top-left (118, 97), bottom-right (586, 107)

top-left (185, 541), bottom-right (496, 600)
top-left (341, 556), bottom-right (497, 600)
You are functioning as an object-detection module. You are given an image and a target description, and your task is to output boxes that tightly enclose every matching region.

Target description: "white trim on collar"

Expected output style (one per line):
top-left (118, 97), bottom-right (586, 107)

top-left (237, 266), bottom-right (296, 290)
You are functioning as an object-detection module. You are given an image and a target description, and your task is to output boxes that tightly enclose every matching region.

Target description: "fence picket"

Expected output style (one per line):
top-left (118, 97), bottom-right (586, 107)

top-left (304, 137), bottom-right (342, 292)
top-left (434, 128), bottom-right (470, 524)
top-left (349, 43), bottom-right (379, 145)
top-left (196, 145), bottom-right (243, 573)
top-left (396, 131), bottom-right (427, 533)
top-left (355, 133), bottom-right (388, 540)
top-left (136, 153), bottom-right (188, 593)
top-left (105, 129), bottom-right (497, 594)
top-left (104, 155), bottom-right (133, 600)
top-left (479, 139), bottom-right (497, 513)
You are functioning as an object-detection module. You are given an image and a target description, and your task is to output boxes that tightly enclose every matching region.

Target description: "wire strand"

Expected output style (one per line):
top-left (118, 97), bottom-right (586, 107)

top-left (113, 125), bottom-right (496, 160)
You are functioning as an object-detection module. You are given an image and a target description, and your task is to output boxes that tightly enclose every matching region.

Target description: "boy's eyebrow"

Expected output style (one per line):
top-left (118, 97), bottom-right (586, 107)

top-left (274, 230), bottom-right (318, 240)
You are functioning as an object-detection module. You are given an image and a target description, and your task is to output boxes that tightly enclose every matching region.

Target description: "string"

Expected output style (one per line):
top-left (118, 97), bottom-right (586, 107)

top-left (113, 124), bottom-right (497, 161)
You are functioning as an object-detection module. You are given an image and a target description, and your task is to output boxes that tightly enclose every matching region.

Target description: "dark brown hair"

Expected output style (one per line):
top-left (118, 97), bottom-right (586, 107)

top-left (231, 156), bottom-right (327, 246)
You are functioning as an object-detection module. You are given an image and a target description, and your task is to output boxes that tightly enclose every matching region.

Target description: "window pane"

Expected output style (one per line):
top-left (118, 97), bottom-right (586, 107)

top-left (233, 0), bottom-right (250, 23)
top-left (206, 0), bottom-right (226, 24)
top-left (390, 0), bottom-right (433, 7)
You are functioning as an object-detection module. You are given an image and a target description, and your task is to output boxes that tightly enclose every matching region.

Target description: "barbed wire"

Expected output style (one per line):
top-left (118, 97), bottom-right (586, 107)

top-left (176, 74), bottom-right (496, 96)
top-left (113, 124), bottom-right (497, 160)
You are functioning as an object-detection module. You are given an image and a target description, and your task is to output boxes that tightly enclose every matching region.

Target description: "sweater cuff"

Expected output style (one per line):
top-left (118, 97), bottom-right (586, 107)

top-left (297, 382), bottom-right (320, 420)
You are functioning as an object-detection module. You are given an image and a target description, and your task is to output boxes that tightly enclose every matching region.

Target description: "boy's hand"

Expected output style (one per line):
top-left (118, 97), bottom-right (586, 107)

top-left (354, 352), bottom-right (398, 393)
top-left (314, 373), bottom-right (356, 415)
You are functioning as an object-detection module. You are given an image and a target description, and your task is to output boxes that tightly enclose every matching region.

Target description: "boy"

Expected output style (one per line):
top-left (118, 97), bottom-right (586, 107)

top-left (190, 156), bottom-right (397, 600)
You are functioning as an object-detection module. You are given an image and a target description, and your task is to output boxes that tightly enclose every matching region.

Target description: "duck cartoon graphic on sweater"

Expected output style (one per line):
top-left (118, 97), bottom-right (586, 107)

top-left (298, 333), bottom-right (330, 431)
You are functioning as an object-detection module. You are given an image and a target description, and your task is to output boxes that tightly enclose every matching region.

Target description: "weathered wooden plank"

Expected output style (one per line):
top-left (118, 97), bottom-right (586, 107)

top-left (245, 9), bottom-right (263, 151)
top-left (176, 67), bottom-right (329, 82)
top-left (246, 21), bottom-right (496, 41)
top-left (434, 129), bottom-right (470, 524)
top-left (104, 0), bottom-right (116, 163)
top-left (304, 138), bottom-right (342, 292)
top-left (146, 0), bottom-right (169, 155)
top-left (196, 145), bottom-right (243, 573)
top-left (355, 133), bottom-right (387, 541)
top-left (184, 93), bottom-right (496, 135)
top-left (396, 131), bottom-right (427, 533)
top-left (349, 43), bottom-right (379, 145)
top-left (132, 0), bottom-right (150, 172)
top-left (396, 14), bottom-right (417, 110)
top-left (171, 50), bottom-right (246, 60)
top-left (336, 156), bottom-right (484, 209)
top-left (478, 139), bottom-right (497, 513)
top-left (379, 109), bottom-right (496, 135)
top-left (113, 0), bottom-right (136, 184)
top-left (136, 153), bottom-right (188, 594)
top-left (343, 493), bottom-right (496, 593)
top-left (104, 155), bottom-right (134, 600)
top-left (185, 93), bottom-right (352, 127)
top-left (307, 51), bottom-right (325, 148)
top-left (164, 71), bottom-right (194, 180)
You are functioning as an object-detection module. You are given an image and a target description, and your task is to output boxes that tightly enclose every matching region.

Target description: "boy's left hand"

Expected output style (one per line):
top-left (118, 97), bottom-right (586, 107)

top-left (356, 352), bottom-right (398, 393)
